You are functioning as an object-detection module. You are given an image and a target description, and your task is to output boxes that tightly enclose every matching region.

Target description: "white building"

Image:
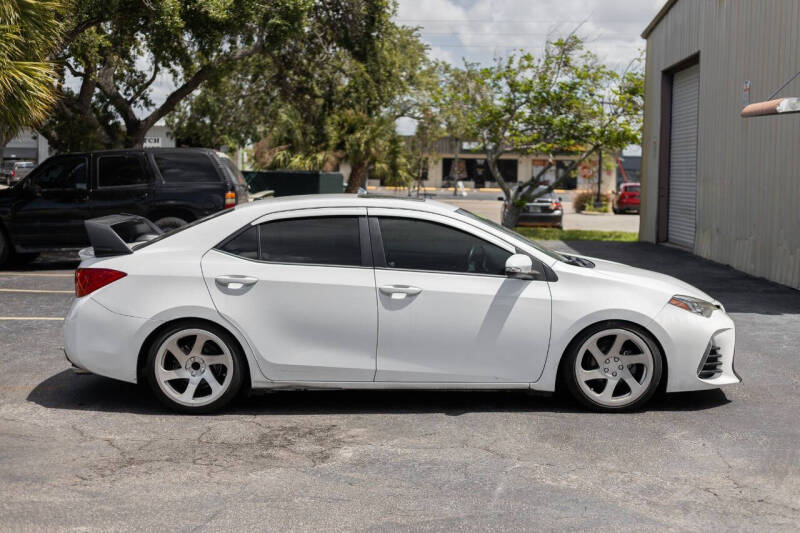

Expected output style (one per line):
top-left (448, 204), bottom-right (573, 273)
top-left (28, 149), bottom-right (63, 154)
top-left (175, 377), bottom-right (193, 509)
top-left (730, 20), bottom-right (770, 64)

top-left (640, 0), bottom-right (800, 289)
top-left (2, 120), bottom-right (175, 166)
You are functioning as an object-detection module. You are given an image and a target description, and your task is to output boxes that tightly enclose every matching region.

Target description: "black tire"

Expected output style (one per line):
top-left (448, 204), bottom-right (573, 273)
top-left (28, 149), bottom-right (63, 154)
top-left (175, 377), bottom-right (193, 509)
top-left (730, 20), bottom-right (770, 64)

top-left (0, 228), bottom-right (10, 267)
top-left (153, 216), bottom-right (189, 233)
top-left (563, 321), bottom-right (663, 412)
top-left (612, 207), bottom-right (620, 214)
top-left (145, 321), bottom-right (246, 414)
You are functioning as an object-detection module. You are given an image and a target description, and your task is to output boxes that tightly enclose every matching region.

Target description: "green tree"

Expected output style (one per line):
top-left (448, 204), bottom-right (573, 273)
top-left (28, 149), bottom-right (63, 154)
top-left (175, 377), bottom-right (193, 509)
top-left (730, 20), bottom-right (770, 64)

top-left (0, 0), bottom-right (65, 148)
top-left (40, 0), bottom-right (311, 151)
top-left (173, 1), bottom-right (431, 191)
top-left (434, 62), bottom-right (485, 189)
top-left (443, 36), bottom-right (643, 227)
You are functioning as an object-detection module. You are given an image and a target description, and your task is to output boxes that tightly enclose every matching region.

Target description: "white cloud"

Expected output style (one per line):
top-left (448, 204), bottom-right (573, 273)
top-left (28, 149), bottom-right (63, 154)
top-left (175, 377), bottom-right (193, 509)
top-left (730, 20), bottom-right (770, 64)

top-left (396, 0), bottom-right (663, 70)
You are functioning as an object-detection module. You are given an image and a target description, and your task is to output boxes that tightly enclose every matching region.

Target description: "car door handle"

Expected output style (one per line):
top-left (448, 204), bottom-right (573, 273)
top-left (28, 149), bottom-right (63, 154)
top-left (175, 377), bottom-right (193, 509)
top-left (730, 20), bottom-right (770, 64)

top-left (215, 275), bottom-right (259, 289)
top-left (379, 285), bottom-right (422, 299)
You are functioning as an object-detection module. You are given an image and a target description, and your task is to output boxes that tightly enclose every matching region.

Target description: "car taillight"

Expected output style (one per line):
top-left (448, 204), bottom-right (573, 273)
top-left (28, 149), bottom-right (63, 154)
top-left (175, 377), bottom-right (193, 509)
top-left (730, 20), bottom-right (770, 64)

top-left (224, 191), bottom-right (236, 208)
top-left (549, 201), bottom-right (562, 211)
top-left (75, 268), bottom-right (127, 297)
top-left (10, 170), bottom-right (14, 177)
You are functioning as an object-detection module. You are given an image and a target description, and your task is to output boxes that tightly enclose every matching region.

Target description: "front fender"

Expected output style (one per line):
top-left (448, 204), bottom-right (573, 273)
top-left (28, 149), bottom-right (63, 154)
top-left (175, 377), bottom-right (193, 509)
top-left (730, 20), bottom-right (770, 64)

top-left (532, 307), bottom-right (659, 392)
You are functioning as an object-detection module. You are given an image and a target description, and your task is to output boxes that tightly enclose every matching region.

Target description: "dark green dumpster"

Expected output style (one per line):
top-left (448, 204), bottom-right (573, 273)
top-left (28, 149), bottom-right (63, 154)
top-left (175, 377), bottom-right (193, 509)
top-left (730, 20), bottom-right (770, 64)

top-left (243, 170), bottom-right (344, 197)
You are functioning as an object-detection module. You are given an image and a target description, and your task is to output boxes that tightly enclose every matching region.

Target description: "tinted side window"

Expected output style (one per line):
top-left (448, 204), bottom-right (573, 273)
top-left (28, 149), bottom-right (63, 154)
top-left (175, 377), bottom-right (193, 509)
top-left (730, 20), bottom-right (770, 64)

top-left (155, 153), bottom-right (221, 183)
top-left (98, 155), bottom-right (148, 187)
top-left (378, 217), bottom-right (511, 275)
top-left (260, 217), bottom-right (361, 266)
top-left (33, 156), bottom-right (88, 191)
top-left (219, 225), bottom-right (259, 259)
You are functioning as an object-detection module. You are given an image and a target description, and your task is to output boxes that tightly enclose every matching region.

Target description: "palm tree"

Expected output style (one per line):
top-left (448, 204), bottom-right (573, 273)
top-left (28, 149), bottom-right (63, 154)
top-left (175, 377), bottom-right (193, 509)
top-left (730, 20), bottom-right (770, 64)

top-left (0, 1), bottom-right (63, 146)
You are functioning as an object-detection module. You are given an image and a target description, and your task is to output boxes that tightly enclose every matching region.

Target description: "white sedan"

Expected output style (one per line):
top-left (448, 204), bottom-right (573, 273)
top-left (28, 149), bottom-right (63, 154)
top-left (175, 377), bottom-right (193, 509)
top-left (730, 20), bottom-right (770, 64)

top-left (64, 194), bottom-right (740, 413)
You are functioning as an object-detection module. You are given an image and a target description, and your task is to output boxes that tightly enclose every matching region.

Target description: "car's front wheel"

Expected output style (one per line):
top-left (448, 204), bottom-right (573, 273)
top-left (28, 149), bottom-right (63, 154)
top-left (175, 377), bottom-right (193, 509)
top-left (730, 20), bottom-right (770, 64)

top-left (564, 322), bottom-right (662, 412)
top-left (145, 322), bottom-right (245, 414)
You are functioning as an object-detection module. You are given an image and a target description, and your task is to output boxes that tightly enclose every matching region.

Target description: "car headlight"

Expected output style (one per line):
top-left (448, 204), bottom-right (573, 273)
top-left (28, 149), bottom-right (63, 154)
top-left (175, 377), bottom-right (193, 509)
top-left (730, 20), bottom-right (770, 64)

top-left (668, 295), bottom-right (719, 318)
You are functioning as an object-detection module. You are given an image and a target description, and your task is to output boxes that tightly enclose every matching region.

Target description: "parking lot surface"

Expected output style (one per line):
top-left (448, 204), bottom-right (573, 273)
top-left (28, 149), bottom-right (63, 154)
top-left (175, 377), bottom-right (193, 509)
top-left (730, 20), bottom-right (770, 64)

top-left (1, 245), bottom-right (799, 531)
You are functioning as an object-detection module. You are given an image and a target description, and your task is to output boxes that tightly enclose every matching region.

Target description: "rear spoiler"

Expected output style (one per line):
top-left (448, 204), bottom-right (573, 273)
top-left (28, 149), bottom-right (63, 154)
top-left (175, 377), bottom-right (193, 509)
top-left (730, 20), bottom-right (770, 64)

top-left (84, 214), bottom-right (163, 257)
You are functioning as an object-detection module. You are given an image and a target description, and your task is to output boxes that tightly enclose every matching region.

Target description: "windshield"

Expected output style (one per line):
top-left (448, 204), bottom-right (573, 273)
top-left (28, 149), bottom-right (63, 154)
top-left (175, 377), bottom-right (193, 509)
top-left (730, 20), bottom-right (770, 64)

top-left (456, 208), bottom-right (566, 263)
top-left (133, 208), bottom-right (235, 250)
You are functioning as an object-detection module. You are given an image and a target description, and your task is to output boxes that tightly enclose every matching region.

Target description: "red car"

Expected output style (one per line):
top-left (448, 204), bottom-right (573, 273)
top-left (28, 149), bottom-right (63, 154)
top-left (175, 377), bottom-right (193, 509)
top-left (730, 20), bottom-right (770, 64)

top-left (613, 182), bottom-right (640, 214)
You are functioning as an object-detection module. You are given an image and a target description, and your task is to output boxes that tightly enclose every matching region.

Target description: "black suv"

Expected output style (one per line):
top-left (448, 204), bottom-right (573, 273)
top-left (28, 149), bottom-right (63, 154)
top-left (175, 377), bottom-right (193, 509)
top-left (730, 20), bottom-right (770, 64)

top-left (0, 148), bottom-right (249, 266)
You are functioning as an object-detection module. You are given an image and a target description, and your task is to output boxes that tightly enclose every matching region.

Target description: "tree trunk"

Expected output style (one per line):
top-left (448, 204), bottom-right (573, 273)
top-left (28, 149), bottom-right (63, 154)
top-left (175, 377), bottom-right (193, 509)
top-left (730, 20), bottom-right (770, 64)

top-left (501, 201), bottom-right (523, 228)
top-left (322, 150), bottom-right (346, 172)
top-left (345, 161), bottom-right (368, 193)
top-left (450, 137), bottom-right (461, 195)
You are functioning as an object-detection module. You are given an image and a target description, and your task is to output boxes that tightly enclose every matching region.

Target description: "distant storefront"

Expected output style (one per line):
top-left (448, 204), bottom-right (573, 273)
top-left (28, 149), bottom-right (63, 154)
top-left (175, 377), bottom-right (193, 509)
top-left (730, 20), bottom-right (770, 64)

top-left (1, 121), bottom-right (175, 167)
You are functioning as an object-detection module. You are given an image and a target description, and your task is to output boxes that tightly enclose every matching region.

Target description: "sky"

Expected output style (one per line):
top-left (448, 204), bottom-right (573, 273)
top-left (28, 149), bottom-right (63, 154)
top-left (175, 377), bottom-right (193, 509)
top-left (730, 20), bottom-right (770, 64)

top-left (394, 0), bottom-right (663, 70)
top-left (393, 0), bottom-right (664, 134)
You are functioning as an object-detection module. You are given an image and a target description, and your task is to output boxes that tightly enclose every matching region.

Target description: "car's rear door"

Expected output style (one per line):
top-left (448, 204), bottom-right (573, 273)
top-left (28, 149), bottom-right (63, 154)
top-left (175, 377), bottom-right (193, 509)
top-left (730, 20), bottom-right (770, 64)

top-left (201, 207), bottom-right (378, 382)
top-left (369, 208), bottom-right (552, 383)
top-left (89, 151), bottom-right (153, 219)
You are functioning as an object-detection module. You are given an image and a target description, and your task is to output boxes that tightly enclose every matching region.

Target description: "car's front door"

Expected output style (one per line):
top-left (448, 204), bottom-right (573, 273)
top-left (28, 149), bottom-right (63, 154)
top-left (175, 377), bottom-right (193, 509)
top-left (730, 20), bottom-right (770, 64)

top-left (369, 208), bottom-right (552, 383)
top-left (9, 155), bottom-right (91, 248)
top-left (201, 208), bottom-right (378, 382)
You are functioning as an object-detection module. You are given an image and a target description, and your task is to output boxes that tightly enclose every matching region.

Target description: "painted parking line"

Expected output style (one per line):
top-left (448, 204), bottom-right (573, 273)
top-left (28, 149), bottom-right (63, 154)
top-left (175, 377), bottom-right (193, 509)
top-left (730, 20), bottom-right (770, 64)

top-left (0, 272), bottom-right (73, 278)
top-left (0, 317), bottom-right (64, 321)
top-left (0, 288), bottom-right (74, 294)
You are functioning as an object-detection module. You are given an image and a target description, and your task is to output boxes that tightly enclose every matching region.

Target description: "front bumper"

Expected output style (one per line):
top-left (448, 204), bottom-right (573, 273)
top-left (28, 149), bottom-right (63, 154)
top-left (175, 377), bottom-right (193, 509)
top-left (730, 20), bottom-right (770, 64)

top-left (63, 296), bottom-right (152, 383)
top-left (652, 303), bottom-right (740, 392)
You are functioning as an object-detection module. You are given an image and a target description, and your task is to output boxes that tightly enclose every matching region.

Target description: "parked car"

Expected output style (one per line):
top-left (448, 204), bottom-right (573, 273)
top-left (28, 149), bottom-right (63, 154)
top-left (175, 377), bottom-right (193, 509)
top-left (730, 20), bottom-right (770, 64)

top-left (2, 160), bottom-right (35, 185)
top-left (503, 186), bottom-right (564, 228)
top-left (0, 148), bottom-right (249, 266)
top-left (613, 182), bottom-right (641, 214)
top-left (64, 194), bottom-right (739, 414)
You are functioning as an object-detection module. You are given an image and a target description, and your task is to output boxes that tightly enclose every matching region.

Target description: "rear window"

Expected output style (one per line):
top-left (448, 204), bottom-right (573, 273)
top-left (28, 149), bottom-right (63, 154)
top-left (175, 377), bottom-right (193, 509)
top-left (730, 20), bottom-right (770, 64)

top-left (623, 185), bottom-right (640, 193)
top-left (154, 152), bottom-right (221, 183)
top-left (133, 209), bottom-right (235, 250)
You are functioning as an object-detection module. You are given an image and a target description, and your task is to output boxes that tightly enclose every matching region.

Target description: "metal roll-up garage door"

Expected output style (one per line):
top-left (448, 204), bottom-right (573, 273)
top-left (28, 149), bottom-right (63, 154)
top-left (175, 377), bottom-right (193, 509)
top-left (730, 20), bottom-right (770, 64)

top-left (668, 63), bottom-right (699, 248)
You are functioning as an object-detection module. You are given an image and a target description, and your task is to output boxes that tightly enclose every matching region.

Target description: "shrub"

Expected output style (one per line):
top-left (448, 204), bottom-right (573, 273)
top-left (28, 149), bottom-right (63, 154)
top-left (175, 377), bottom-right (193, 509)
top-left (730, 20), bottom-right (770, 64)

top-left (573, 189), bottom-right (613, 213)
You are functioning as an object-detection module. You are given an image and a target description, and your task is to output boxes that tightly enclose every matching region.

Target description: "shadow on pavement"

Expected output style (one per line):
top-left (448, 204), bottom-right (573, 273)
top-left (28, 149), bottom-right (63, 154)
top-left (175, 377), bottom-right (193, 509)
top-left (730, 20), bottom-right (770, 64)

top-left (28, 369), bottom-right (730, 416)
top-left (0, 252), bottom-right (80, 272)
top-left (551, 241), bottom-right (800, 315)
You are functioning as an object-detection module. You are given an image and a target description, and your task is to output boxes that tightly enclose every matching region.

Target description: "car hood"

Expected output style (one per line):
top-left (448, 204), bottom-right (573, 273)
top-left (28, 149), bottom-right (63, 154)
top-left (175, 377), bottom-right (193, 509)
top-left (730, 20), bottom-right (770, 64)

top-left (570, 255), bottom-right (719, 304)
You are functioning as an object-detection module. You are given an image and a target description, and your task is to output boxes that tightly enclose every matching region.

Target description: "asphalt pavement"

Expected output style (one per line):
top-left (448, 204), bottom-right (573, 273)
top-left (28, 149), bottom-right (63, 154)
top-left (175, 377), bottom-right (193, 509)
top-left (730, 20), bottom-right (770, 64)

top-left (0, 245), bottom-right (798, 531)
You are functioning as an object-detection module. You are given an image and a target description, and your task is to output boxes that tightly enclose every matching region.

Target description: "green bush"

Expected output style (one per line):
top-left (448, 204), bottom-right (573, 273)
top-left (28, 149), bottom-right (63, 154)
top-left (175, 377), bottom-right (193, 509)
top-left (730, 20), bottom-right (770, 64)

top-left (572, 189), bottom-right (613, 213)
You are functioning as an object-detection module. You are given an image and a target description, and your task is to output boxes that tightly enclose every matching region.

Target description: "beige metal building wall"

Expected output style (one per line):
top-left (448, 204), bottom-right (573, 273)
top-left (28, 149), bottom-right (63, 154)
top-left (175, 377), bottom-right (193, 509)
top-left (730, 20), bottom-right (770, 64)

top-left (640, 0), bottom-right (800, 289)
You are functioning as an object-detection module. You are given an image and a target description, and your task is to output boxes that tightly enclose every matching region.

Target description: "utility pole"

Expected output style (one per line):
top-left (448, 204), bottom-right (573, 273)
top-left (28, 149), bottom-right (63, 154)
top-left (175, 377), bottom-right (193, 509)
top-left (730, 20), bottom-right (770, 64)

top-left (595, 149), bottom-right (603, 207)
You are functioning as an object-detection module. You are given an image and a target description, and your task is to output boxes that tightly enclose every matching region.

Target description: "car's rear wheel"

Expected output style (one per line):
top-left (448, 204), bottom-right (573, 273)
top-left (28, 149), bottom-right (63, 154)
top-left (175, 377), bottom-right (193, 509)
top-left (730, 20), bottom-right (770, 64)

top-left (145, 323), bottom-right (245, 414)
top-left (153, 216), bottom-right (188, 233)
top-left (564, 322), bottom-right (662, 412)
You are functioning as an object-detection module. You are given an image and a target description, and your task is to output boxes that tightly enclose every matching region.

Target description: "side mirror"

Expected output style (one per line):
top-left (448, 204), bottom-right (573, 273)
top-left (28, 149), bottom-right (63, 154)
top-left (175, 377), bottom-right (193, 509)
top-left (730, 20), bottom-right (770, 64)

top-left (505, 253), bottom-right (534, 279)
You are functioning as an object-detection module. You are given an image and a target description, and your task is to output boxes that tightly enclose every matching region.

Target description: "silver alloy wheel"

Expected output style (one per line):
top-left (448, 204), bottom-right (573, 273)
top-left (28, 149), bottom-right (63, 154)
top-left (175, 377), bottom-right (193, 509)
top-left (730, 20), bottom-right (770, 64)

top-left (574, 328), bottom-right (654, 408)
top-left (154, 328), bottom-right (234, 407)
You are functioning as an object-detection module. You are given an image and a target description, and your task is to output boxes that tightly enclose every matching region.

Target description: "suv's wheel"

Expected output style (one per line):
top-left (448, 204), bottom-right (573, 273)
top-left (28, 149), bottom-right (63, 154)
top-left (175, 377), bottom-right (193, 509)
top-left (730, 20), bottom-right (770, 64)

top-left (153, 216), bottom-right (188, 233)
top-left (564, 322), bottom-right (662, 412)
top-left (145, 322), bottom-right (245, 414)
